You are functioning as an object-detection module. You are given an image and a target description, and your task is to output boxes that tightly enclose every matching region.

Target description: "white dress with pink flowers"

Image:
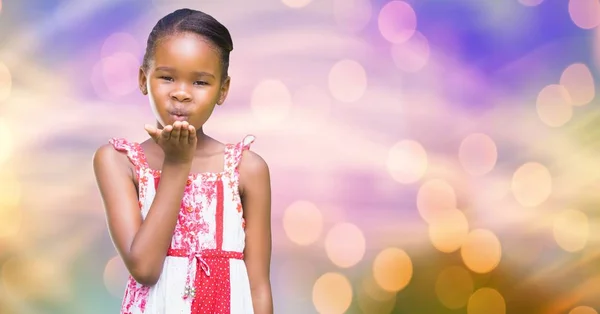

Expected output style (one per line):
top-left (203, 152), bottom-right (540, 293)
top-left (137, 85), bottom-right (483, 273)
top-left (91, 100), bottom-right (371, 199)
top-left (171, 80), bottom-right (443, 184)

top-left (109, 135), bottom-right (255, 314)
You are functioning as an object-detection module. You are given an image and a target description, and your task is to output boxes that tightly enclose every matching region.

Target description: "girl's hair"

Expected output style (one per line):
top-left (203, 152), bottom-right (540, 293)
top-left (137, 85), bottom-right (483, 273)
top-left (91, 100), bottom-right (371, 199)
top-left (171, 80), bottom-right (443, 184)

top-left (141, 8), bottom-right (234, 81)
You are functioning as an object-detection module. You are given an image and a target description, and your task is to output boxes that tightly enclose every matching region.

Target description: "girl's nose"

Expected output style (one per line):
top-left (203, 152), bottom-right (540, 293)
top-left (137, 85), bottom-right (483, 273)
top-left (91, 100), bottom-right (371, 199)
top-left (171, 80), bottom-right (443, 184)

top-left (170, 85), bottom-right (192, 102)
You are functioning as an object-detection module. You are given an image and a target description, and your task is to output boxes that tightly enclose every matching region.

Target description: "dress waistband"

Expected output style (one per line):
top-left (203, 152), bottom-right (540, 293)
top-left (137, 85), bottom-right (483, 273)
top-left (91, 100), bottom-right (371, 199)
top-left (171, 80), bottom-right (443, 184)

top-left (167, 248), bottom-right (244, 260)
top-left (166, 248), bottom-right (244, 300)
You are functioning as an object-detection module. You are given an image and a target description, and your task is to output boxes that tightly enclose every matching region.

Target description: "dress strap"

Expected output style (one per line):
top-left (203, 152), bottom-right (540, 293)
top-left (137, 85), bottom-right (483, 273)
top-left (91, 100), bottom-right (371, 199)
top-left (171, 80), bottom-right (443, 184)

top-left (224, 135), bottom-right (256, 174)
top-left (108, 137), bottom-right (145, 169)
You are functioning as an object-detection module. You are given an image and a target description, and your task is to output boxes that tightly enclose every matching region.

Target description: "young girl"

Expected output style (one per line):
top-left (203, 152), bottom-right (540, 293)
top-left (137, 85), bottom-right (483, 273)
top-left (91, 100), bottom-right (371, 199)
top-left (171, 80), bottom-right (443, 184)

top-left (93, 8), bottom-right (273, 314)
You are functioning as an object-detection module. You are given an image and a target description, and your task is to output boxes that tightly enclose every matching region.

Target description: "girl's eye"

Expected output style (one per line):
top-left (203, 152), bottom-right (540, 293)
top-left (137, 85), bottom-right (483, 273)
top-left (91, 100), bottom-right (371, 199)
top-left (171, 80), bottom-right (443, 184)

top-left (159, 76), bottom-right (173, 81)
top-left (194, 81), bottom-right (208, 86)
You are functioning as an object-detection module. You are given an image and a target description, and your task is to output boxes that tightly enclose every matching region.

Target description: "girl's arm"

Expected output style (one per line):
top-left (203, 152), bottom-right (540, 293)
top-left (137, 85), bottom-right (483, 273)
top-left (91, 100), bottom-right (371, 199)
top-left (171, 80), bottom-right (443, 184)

top-left (239, 150), bottom-right (273, 314)
top-left (93, 123), bottom-right (196, 286)
top-left (93, 145), bottom-right (191, 286)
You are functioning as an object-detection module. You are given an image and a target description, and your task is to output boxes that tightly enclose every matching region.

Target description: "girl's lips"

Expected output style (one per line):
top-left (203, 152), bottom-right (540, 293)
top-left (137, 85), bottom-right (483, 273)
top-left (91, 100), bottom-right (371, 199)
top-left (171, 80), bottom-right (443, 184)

top-left (168, 110), bottom-right (190, 121)
top-left (170, 114), bottom-right (188, 121)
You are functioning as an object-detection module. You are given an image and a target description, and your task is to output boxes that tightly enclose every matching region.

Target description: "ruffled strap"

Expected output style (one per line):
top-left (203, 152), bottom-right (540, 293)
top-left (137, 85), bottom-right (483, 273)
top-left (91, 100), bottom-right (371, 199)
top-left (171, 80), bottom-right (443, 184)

top-left (108, 137), bottom-right (145, 169)
top-left (224, 135), bottom-right (255, 174)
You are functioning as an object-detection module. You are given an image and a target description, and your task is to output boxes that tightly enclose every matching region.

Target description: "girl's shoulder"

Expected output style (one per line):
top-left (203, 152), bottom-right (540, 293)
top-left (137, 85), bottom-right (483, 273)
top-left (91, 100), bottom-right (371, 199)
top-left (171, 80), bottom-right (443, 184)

top-left (93, 137), bottom-right (146, 171)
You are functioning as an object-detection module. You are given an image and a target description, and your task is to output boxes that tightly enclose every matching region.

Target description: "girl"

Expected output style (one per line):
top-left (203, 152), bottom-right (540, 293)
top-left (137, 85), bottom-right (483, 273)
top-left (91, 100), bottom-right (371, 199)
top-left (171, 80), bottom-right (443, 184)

top-left (93, 8), bottom-right (273, 314)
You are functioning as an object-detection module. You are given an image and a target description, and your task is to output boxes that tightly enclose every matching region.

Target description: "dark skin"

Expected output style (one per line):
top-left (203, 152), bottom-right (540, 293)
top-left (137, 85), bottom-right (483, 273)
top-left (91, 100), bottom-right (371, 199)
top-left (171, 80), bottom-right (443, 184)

top-left (92, 33), bottom-right (273, 313)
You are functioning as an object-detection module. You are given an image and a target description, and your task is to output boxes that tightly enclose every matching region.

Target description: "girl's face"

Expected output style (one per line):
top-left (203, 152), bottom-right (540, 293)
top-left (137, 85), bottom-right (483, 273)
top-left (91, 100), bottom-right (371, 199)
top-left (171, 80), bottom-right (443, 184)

top-left (139, 32), bottom-right (230, 129)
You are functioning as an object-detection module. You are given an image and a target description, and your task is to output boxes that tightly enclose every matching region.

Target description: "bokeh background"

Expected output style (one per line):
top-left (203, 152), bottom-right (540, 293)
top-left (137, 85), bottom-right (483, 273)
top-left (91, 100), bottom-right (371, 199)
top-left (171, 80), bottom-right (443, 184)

top-left (1, 0), bottom-right (600, 313)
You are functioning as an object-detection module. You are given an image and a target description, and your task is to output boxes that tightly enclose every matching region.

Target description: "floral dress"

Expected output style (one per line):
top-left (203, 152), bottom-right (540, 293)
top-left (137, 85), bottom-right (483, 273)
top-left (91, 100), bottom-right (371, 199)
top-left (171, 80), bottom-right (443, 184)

top-left (109, 135), bottom-right (256, 314)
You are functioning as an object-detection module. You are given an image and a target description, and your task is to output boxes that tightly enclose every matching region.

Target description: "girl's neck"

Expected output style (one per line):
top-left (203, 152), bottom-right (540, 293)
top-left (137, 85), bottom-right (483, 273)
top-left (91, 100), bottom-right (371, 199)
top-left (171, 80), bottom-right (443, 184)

top-left (194, 127), bottom-right (211, 150)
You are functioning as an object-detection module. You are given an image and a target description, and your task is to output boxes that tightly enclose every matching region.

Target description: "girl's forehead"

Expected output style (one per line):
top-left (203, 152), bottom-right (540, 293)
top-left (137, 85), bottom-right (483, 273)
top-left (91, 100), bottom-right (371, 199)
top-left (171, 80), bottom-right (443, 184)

top-left (153, 33), bottom-right (221, 69)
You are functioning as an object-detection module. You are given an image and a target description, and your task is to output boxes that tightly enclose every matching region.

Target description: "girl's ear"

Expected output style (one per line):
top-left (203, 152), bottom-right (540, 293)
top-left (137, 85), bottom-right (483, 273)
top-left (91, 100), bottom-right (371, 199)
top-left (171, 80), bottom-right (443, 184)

top-left (217, 76), bottom-right (231, 105)
top-left (139, 67), bottom-right (148, 95)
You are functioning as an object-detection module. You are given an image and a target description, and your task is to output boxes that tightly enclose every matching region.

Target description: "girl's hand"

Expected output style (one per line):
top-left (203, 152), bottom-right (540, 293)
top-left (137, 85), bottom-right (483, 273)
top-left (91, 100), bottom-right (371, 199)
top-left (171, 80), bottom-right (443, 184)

top-left (144, 121), bottom-right (197, 164)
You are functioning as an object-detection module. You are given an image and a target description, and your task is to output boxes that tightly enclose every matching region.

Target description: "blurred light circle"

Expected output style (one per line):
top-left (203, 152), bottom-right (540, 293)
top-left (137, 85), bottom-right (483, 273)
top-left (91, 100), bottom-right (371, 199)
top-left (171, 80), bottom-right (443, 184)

top-left (435, 266), bottom-right (474, 309)
top-left (373, 247), bottom-right (413, 292)
top-left (536, 84), bottom-right (573, 127)
top-left (282, 0), bottom-right (312, 8)
top-left (378, 1), bottom-right (417, 44)
top-left (428, 209), bottom-right (470, 253)
top-left (458, 133), bottom-right (498, 176)
top-left (511, 162), bottom-right (552, 207)
top-left (416, 179), bottom-right (457, 223)
top-left (467, 288), bottom-right (506, 314)
top-left (324, 222), bottom-right (366, 268)
top-left (461, 229), bottom-right (502, 274)
top-left (390, 31), bottom-right (430, 73)
top-left (569, 0), bottom-right (600, 29)
top-left (570, 306), bottom-right (598, 314)
top-left (328, 59), bottom-right (367, 103)
top-left (560, 63), bottom-right (595, 106)
top-left (250, 79), bottom-right (292, 125)
top-left (361, 274), bottom-right (396, 301)
top-left (386, 140), bottom-right (428, 184)
top-left (312, 272), bottom-right (353, 314)
top-left (283, 200), bottom-right (323, 245)
top-left (553, 209), bottom-right (589, 252)
top-left (101, 52), bottom-right (140, 97)
top-left (103, 255), bottom-right (129, 298)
